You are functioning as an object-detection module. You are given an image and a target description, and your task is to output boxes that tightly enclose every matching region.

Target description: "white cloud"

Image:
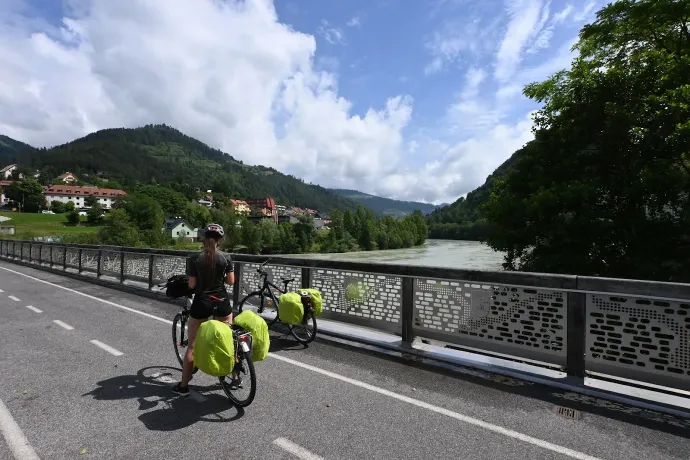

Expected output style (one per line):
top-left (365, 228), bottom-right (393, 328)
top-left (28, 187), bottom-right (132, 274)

top-left (346, 16), bottom-right (360, 27)
top-left (424, 16), bottom-right (501, 75)
top-left (494, 0), bottom-right (550, 82)
top-left (553, 4), bottom-right (573, 24)
top-left (573, 1), bottom-right (597, 22)
top-left (317, 19), bottom-right (345, 45)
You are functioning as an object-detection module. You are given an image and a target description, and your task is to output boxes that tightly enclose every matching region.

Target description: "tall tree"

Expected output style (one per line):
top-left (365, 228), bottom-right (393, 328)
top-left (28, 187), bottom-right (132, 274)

top-left (482, 0), bottom-right (690, 281)
top-left (5, 178), bottom-right (45, 212)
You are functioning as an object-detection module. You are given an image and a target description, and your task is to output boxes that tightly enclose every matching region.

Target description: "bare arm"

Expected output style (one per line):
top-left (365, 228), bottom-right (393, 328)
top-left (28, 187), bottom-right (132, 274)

top-left (225, 271), bottom-right (235, 286)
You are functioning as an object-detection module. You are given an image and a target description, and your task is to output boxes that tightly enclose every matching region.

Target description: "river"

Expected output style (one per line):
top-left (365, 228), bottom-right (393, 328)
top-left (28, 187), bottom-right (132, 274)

top-left (293, 239), bottom-right (505, 271)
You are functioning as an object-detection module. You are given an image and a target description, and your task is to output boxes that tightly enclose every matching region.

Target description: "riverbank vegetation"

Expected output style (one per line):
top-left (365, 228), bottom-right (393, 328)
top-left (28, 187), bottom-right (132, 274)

top-left (481, 0), bottom-right (690, 282)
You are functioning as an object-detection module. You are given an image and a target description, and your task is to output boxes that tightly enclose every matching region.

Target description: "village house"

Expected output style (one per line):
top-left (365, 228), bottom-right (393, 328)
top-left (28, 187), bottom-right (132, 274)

top-left (1, 164), bottom-right (17, 180)
top-left (164, 217), bottom-right (197, 241)
top-left (57, 172), bottom-right (78, 183)
top-left (43, 185), bottom-right (126, 209)
top-left (230, 199), bottom-right (251, 215)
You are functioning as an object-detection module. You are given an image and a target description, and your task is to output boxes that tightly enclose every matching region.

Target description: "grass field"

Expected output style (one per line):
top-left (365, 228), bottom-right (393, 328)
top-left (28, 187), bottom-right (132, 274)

top-left (0, 212), bottom-right (102, 239)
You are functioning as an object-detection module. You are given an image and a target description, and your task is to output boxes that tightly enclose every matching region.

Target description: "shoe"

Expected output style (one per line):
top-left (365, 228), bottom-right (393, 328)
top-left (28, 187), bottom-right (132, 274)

top-left (172, 383), bottom-right (190, 396)
top-left (229, 376), bottom-right (243, 390)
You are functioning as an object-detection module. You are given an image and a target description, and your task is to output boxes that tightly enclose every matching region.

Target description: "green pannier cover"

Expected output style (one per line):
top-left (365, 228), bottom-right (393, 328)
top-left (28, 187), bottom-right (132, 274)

top-left (278, 291), bottom-right (304, 325)
top-left (234, 310), bottom-right (269, 362)
top-left (194, 319), bottom-right (234, 376)
top-left (303, 288), bottom-right (323, 316)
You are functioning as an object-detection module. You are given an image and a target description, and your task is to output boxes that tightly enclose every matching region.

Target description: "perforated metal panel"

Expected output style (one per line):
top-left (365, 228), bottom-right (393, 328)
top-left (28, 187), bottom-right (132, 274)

top-left (311, 269), bottom-right (402, 334)
top-left (413, 278), bottom-right (567, 365)
top-left (123, 253), bottom-right (150, 280)
top-left (65, 248), bottom-right (80, 269)
top-left (151, 255), bottom-right (187, 284)
top-left (80, 249), bottom-right (99, 272)
top-left (51, 246), bottom-right (65, 265)
top-left (100, 250), bottom-right (121, 277)
top-left (586, 294), bottom-right (690, 390)
top-left (40, 245), bottom-right (51, 264)
top-left (239, 262), bottom-right (302, 297)
top-left (31, 244), bottom-right (41, 262)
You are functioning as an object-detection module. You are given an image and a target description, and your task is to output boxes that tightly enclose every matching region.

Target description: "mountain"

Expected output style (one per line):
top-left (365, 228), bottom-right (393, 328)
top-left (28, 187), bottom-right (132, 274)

top-left (426, 142), bottom-right (527, 240)
top-left (0, 135), bottom-right (34, 164)
top-left (15, 124), bottom-right (359, 212)
top-left (329, 188), bottom-right (443, 218)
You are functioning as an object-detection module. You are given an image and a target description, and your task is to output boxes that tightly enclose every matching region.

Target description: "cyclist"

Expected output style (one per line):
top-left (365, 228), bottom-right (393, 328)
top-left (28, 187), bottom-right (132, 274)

top-left (172, 223), bottom-right (238, 396)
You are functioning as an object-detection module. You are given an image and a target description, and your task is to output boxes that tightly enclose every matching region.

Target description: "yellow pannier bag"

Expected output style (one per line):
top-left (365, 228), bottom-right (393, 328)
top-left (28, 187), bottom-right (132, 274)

top-left (194, 319), bottom-right (234, 376)
top-left (234, 310), bottom-right (270, 362)
top-left (278, 292), bottom-right (304, 325)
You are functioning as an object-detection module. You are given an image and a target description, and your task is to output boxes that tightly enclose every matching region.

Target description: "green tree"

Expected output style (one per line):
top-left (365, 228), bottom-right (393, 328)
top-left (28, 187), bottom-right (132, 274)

top-left (240, 218), bottom-right (263, 254)
top-left (50, 200), bottom-right (66, 214)
top-left (85, 195), bottom-right (98, 207)
top-left (278, 223), bottom-right (300, 253)
top-left (183, 201), bottom-right (212, 228)
top-left (97, 209), bottom-right (142, 247)
top-left (66, 210), bottom-right (80, 225)
top-left (87, 202), bottom-right (105, 225)
top-left (65, 201), bottom-right (76, 212)
top-left (482, 0), bottom-right (690, 281)
top-left (293, 214), bottom-right (316, 252)
top-left (5, 178), bottom-right (44, 212)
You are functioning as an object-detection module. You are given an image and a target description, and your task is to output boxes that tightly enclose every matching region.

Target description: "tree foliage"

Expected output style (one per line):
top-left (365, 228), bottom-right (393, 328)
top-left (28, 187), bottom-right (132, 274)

top-left (482, 0), bottom-right (690, 281)
top-left (5, 178), bottom-right (44, 212)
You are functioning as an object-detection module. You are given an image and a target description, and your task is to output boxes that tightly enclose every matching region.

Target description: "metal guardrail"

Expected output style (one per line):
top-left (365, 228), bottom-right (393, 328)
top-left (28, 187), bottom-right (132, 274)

top-left (2, 239), bottom-right (690, 394)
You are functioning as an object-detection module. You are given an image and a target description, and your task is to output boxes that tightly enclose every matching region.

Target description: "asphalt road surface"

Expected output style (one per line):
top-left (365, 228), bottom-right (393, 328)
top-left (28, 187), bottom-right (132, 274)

top-left (1, 260), bottom-right (690, 460)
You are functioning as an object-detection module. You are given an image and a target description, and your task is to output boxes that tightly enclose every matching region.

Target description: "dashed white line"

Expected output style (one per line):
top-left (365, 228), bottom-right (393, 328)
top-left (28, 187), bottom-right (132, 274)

top-left (1, 264), bottom-right (601, 460)
top-left (25, 306), bottom-right (42, 313)
top-left (0, 397), bottom-right (41, 460)
top-left (89, 340), bottom-right (123, 356)
top-left (8, 295), bottom-right (20, 302)
top-left (0, 288), bottom-right (4, 292)
top-left (52, 320), bottom-right (74, 331)
top-left (273, 438), bottom-right (324, 460)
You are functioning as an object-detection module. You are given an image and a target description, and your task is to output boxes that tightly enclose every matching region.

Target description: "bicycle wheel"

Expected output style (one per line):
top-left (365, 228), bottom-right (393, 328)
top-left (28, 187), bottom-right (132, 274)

top-left (172, 313), bottom-right (198, 374)
top-left (238, 291), bottom-right (279, 326)
top-left (289, 309), bottom-right (317, 344)
top-left (220, 350), bottom-right (257, 407)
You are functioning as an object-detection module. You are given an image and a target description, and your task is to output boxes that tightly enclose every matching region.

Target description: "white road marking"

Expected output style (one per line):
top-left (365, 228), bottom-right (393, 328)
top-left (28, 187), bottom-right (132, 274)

top-left (0, 264), bottom-right (601, 460)
top-left (89, 340), bottom-right (123, 356)
top-left (52, 320), bottom-right (74, 331)
top-left (0, 288), bottom-right (4, 292)
top-left (0, 397), bottom-right (41, 460)
top-left (8, 295), bottom-right (20, 302)
top-left (269, 353), bottom-right (602, 460)
top-left (25, 306), bottom-right (42, 313)
top-left (273, 438), bottom-right (324, 460)
top-left (0, 266), bottom-right (171, 325)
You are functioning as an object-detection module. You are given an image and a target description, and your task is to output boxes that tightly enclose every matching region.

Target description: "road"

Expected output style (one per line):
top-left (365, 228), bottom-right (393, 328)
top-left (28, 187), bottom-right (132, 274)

top-left (1, 260), bottom-right (690, 460)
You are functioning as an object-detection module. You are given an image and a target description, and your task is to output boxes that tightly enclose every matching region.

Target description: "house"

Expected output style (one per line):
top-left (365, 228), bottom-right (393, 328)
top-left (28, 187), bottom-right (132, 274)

top-left (57, 172), bottom-right (78, 183)
top-left (43, 185), bottom-right (126, 209)
top-left (164, 217), bottom-right (198, 240)
top-left (198, 196), bottom-right (214, 208)
top-left (0, 180), bottom-right (12, 206)
top-left (1, 164), bottom-right (17, 180)
top-left (230, 199), bottom-right (251, 215)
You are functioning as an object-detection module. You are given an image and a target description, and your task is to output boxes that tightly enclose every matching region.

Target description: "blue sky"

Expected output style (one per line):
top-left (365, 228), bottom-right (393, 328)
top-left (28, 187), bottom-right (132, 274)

top-left (0, 0), bottom-right (602, 203)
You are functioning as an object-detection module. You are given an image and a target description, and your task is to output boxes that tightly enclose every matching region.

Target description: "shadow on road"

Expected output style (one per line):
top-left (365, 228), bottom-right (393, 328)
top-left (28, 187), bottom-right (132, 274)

top-left (82, 366), bottom-right (244, 431)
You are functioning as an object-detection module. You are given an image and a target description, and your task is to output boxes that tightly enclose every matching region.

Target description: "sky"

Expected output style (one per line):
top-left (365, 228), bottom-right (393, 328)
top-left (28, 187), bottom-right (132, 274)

top-left (0, 0), bottom-right (603, 204)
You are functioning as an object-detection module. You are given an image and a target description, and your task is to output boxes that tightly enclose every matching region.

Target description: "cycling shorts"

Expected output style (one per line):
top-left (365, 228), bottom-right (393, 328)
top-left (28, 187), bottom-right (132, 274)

top-left (189, 293), bottom-right (236, 320)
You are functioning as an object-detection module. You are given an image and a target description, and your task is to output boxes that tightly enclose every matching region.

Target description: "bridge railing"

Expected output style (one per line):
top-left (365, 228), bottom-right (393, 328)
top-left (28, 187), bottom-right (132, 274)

top-left (2, 239), bottom-right (690, 394)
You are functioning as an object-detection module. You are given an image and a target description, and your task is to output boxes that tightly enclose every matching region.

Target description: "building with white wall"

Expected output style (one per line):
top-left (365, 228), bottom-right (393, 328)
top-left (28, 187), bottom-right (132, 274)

top-left (1, 165), bottom-right (17, 180)
top-left (43, 185), bottom-right (126, 209)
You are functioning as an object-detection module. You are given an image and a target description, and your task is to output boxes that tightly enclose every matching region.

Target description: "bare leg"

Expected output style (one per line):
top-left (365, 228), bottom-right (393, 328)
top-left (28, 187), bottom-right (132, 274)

top-left (181, 317), bottom-right (206, 387)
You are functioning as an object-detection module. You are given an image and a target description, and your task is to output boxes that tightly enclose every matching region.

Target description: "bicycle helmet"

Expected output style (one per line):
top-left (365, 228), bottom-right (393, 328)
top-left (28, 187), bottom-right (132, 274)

top-left (204, 223), bottom-right (225, 238)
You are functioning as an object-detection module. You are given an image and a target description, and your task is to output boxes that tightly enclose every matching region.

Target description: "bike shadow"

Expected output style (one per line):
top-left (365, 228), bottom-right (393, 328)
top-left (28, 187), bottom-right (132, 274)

top-left (82, 366), bottom-right (244, 432)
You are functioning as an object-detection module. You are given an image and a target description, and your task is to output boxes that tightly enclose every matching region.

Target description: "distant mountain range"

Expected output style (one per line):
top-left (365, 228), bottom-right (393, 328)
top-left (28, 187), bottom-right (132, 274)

top-left (0, 126), bottom-right (447, 217)
top-left (329, 189), bottom-right (445, 217)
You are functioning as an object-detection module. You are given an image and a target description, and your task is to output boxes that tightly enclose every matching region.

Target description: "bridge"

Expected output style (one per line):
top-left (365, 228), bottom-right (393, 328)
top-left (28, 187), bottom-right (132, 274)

top-left (0, 240), bottom-right (689, 459)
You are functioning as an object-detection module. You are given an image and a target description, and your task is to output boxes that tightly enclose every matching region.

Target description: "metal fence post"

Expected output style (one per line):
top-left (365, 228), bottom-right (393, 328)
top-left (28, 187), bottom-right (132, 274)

top-left (49, 245), bottom-right (53, 267)
top-left (62, 246), bottom-right (67, 271)
top-left (301, 267), bottom-right (312, 289)
top-left (148, 255), bottom-right (154, 289)
top-left (233, 263), bottom-right (243, 307)
top-left (78, 248), bottom-right (83, 273)
top-left (401, 277), bottom-right (415, 345)
top-left (120, 251), bottom-right (126, 283)
top-left (97, 249), bottom-right (102, 278)
top-left (566, 292), bottom-right (587, 379)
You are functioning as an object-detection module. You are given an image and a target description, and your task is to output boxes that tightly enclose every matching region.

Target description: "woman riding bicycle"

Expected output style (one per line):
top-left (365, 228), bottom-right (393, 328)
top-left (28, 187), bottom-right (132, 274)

top-left (172, 223), bottom-right (238, 396)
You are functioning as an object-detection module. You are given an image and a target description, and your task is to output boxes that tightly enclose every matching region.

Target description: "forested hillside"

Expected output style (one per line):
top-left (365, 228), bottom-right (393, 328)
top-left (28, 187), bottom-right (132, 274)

top-left (329, 188), bottom-right (441, 217)
top-left (13, 124), bottom-right (358, 212)
top-left (0, 135), bottom-right (34, 164)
